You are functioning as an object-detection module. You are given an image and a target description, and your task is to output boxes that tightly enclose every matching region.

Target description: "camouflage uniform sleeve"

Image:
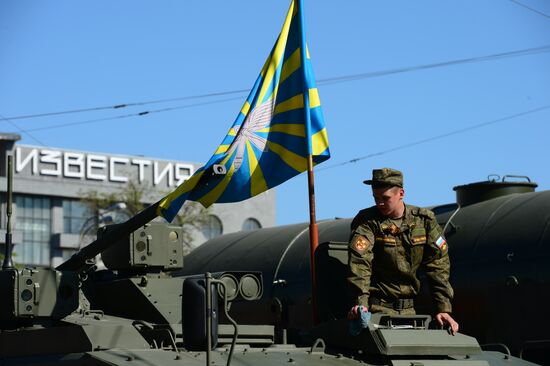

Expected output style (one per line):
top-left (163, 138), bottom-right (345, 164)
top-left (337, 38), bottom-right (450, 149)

top-left (421, 210), bottom-right (454, 314)
top-left (347, 222), bottom-right (375, 308)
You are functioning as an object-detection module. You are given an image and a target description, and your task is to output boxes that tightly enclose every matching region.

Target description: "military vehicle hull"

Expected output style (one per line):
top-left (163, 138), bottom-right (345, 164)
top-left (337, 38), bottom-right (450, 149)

top-left (176, 186), bottom-right (550, 365)
top-left (427, 189), bottom-right (550, 364)
top-left (1, 220), bottom-right (540, 366)
top-left (1, 172), bottom-right (544, 366)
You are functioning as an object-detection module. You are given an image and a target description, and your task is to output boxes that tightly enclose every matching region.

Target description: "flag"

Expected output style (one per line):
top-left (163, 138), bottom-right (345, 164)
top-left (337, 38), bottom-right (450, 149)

top-left (158, 0), bottom-right (330, 222)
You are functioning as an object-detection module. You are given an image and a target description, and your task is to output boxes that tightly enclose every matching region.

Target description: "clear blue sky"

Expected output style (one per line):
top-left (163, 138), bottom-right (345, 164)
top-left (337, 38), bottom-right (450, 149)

top-left (1, 1), bottom-right (549, 225)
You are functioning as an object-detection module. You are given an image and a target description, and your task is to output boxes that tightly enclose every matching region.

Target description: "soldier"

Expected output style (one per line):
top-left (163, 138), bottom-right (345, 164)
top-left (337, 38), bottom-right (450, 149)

top-left (347, 168), bottom-right (459, 334)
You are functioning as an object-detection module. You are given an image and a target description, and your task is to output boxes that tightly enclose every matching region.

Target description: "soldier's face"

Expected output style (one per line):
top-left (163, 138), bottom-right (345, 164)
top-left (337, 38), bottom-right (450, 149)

top-left (372, 186), bottom-right (404, 217)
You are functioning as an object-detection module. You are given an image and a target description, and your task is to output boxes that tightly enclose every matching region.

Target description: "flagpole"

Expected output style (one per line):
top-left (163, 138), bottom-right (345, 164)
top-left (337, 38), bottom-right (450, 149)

top-left (297, 0), bottom-right (320, 326)
top-left (306, 155), bottom-right (320, 325)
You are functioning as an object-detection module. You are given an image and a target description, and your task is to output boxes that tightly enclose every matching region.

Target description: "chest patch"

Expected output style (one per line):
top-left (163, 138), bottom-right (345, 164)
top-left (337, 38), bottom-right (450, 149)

top-left (411, 235), bottom-right (427, 245)
top-left (375, 235), bottom-right (397, 245)
top-left (382, 223), bottom-right (400, 236)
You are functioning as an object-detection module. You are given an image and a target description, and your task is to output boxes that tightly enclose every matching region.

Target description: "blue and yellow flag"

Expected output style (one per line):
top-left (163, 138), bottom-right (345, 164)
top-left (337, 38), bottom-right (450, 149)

top-left (158, 0), bottom-right (330, 222)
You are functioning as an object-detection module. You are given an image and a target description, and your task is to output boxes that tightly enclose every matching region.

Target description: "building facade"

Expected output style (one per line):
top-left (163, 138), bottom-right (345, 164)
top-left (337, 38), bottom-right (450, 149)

top-left (0, 134), bottom-right (276, 268)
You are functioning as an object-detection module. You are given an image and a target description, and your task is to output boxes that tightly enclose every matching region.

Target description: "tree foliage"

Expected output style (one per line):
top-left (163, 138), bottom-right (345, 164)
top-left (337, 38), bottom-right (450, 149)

top-left (78, 181), bottom-right (209, 253)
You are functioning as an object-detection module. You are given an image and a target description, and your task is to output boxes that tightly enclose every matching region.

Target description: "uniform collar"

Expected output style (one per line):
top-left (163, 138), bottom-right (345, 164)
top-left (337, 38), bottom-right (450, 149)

top-left (379, 203), bottom-right (413, 234)
top-left (403, 204), bottom-right (417, 231)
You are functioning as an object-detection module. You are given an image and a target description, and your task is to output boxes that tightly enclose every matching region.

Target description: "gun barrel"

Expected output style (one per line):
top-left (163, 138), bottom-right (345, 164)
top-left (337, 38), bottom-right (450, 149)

top-left (56, 201), bottom-right (159, 271)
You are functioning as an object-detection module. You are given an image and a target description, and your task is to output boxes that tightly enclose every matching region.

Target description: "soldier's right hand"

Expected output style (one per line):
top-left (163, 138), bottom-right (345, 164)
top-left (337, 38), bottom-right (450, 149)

top-left (435, 312), bottom-right (459, 335)
top-left (348, 305), bottom-right (368, 320)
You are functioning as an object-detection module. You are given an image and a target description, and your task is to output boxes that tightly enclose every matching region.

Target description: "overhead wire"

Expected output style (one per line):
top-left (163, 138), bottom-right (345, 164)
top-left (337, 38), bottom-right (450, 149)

top-left (4, 44), bottom-right (550, 125)
top-left (508, 0), bottom-right (550, 19)
top-left (317, 44), bottom-right (550, 86)
top-left (5, 89), bottom-right (250, 122)
top-left (316, 104), bottom-right (550, 172)
top-left (20, 96), bottom-right (244, 133)
top-left (1, 46), bottom-right (548, 175)
top-left (0, 113), bottom-right (46, 146)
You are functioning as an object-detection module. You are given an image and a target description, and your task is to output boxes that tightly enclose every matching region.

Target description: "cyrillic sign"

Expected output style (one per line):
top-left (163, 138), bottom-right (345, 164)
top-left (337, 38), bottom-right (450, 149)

top-left (15, 147), bottom-right (194, 188)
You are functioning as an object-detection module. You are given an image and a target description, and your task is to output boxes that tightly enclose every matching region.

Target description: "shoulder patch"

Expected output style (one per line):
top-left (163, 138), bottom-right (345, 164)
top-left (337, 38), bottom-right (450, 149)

top-left (435, 236), bottom-right (448, 252)
top-left (350, 234), bottom-right (371, 254)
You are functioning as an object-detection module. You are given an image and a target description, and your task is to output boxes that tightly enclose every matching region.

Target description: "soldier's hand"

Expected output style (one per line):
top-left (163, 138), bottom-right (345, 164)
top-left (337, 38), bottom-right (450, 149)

top-left (348, 305), bottom-right (367, 320)
top-left (435, 312), bottom-right (459, 335)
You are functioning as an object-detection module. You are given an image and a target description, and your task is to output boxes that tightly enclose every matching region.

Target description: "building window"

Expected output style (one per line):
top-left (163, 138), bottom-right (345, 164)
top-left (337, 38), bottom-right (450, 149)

top-left (15, 195), bottom-right (51, 266)
top-left (201, 215), bottom-right (223, 240)
top-left (63, 200), bottom-right (89, 234)
top-left (242, 218), bottom-right (261, 231)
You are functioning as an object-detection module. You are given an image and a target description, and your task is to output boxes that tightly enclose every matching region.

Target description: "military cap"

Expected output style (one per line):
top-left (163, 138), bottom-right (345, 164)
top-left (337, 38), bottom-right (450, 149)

top-left (363, 168), bottom-right (403, 188)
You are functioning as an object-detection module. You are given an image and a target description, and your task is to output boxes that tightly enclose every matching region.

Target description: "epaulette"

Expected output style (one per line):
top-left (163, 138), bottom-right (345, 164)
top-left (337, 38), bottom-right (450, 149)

top-left (409, 205), bottom-right (435, 220)
top-left (351, 206), bottom-right (380, 230)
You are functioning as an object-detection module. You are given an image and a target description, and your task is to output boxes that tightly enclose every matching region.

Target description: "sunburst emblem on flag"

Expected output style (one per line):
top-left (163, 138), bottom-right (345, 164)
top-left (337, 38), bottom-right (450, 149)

top-left (226, 98), bottom-right (275, 171)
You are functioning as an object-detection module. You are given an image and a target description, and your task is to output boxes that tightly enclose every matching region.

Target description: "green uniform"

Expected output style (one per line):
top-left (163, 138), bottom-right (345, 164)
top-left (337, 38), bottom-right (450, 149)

top-left (348, 204), bottom-right (453, 314)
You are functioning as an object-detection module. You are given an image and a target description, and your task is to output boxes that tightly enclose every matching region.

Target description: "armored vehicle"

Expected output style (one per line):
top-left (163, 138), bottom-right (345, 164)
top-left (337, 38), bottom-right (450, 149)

top-left (0, 222), bottom-right (538, 366)
top-left (177, 175), bottom-right (550, 365)
top-left (427, 176), bottom-right (550, 364)
top-left (0, 157), bottom-right (542, 365)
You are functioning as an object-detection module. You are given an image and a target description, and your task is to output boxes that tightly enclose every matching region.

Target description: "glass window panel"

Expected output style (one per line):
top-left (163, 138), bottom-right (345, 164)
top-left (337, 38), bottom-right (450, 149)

top-left (42, 228), bottom-right (50, 242)
top-left (24, 243), bottom-right (33, 264)
top-left (73, 202), bottom-right (87, 216)
top-left (43, 199), bottom-right (51, 219)
top-left (33, 243), bottom-right (40, 265)
top-left (23, 243), bottom-right (30, 264)
top-left (41, 246), bottom-right (49, 265)
top-left (15, 243), bottom-right (26, 264)
top-left (16, 196), bottom-right (24, 219)
top-left (63, 199), bottom-right (91, 234)
top-left (76, 218), bottom-right (86, 233)
top-left (14, 195), bottom-right (51, 266)
top-left (33, 198), bottom-right (41, 218)
top-left (242, 218), bottom-right (261, 231)
top-left (201, 215), bottom-right (223, 240)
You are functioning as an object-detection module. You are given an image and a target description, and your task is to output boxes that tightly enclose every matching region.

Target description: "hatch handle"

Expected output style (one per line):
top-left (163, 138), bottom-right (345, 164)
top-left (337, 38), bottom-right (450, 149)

top-left (33, 282), bottom-right (41, 305)
top-left (487, 174), bottom-right (500, 182)
top-left (310, 338), bottom-right (326, 353)
top-left (480, 343), bottom-right (511, 356)
top-left (146, 235), bottom-right (153, 255)
top-left (502, 175), bottom-right (531, 183)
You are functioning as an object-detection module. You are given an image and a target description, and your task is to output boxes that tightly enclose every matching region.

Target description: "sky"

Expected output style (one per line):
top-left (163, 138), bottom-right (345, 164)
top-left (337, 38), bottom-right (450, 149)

top-left (1, 0), bottom-right (549, 226)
